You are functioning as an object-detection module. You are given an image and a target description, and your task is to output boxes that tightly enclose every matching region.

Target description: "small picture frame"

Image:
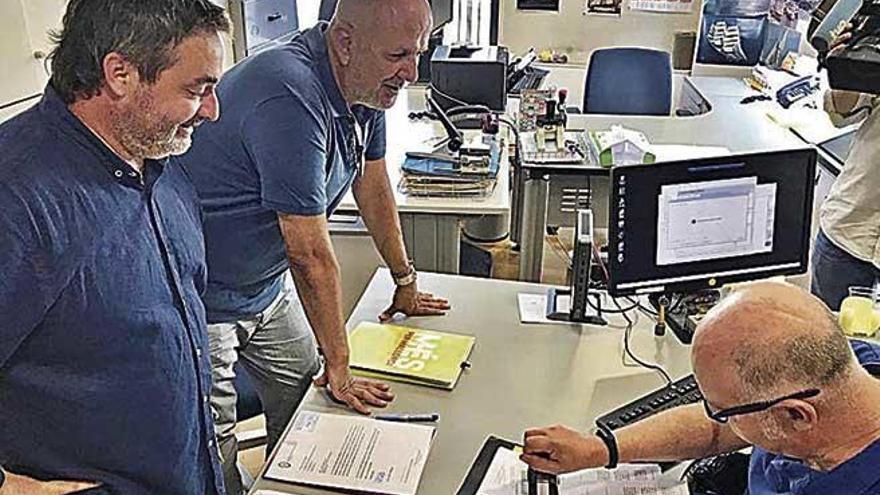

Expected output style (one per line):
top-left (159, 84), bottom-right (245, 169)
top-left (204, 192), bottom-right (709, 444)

top-left (517, 0), bottom-right (560, 11)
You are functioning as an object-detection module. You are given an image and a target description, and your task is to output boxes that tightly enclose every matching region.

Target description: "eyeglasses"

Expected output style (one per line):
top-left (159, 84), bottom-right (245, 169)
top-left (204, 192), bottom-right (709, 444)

top-left (703, 389), bottom-right (820, 423)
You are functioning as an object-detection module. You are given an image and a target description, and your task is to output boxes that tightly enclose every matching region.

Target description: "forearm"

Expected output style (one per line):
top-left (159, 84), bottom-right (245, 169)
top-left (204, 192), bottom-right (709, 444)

top-left (288, 255), bottom-right (349, 365)
top-left (616, 403), bottom-right (748, 462)
top-left (352, 162), bottom-right (409, 274)
top-left (281, 230), bottom-right (349, 366)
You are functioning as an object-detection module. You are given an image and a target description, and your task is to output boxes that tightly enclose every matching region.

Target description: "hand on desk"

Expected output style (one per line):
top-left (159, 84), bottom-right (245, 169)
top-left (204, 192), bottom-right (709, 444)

top-left (378, 283), bottom-right (451, 322)
top-left (1, 470), bottom-right (99, 495)
top-left (520, 424), bottom-right (608, 475)
top-left (314, 362), bottom-right (395, 415)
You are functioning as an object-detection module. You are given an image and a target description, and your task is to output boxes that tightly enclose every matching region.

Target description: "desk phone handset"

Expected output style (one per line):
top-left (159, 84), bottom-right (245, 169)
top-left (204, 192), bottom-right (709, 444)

top-left (776, 76), bottom-right (821, 109)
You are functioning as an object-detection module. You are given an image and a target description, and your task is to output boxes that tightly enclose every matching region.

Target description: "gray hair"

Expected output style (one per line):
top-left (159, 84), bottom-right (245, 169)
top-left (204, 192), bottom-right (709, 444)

top-left (732, 309), bottom-right (854, 397)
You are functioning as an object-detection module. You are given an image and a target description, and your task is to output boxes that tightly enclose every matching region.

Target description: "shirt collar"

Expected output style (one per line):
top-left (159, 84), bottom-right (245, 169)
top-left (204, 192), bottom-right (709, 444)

top-left (38, 84), bottom-right (164, 188)
top-left (794, 436), bottom-right (880, 494)
top-left (303, 22), bottom-right (352, 120)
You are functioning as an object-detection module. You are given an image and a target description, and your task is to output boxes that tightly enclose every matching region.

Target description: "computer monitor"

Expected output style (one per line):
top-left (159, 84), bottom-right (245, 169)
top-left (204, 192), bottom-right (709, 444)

top-left (606, 148), bottom-right (817, 296)
top-left (430, 0), bottom-right (454, 31)
top-left (319, 0), bottom-right (453, 31)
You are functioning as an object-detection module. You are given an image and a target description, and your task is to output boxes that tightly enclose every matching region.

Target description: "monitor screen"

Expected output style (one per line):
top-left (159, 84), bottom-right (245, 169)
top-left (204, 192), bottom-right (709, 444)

top-left (319, 0), bottom-right (453, 30)
top-left (607, 148), bottom-right (816, 296)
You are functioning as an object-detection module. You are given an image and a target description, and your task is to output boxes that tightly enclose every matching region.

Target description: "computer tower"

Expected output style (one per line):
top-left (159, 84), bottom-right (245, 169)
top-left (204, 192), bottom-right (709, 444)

top-left (569, 210), bottom-right (594, 322)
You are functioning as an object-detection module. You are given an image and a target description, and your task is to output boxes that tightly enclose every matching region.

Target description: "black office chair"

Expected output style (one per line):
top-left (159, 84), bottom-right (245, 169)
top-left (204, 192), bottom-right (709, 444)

top-left (582, 47), bottom-right (673, 116)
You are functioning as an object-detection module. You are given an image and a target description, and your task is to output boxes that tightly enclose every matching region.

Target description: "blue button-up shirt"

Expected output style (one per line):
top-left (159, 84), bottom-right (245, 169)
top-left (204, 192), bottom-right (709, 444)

top-left (748, 340), bottom-right (880, 495)
top-left (179, 22), bottom-right (386, 323)
top-left (0, 87), bottom-right (224, 495)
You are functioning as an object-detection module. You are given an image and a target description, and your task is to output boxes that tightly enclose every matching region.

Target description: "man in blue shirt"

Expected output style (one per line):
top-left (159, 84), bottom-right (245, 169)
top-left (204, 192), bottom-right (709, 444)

top-left (179, 1), bottom-right (449, 492)
top-left (521, 282), bottom-right (880, 495)
top-left (0, 1), bottom-right (229, 494)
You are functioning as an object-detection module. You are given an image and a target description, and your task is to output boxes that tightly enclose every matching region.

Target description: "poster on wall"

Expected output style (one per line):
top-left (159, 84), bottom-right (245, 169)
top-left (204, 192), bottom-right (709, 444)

top-left (629, 0), bottom-right (694, 14)
top-left (696, 0), bottom-right (770, 66)
top-left (585, 0), bottom-right (622, 16)
top-left (517, 0), bottom-right (559, 10)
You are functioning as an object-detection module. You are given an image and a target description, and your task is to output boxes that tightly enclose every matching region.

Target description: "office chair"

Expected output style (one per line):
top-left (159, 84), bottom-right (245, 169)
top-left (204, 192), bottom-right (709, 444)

top-left (583, 47), bottom-right (672, 116)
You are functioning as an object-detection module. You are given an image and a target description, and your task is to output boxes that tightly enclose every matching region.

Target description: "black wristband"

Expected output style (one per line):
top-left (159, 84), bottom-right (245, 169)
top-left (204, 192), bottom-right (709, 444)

top-left (595, 425), bottom-right (619, 469)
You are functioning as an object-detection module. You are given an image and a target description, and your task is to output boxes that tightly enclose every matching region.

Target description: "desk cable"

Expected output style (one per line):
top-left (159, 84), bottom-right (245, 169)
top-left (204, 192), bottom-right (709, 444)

top-left (587, 242), bottom-right (673, 386)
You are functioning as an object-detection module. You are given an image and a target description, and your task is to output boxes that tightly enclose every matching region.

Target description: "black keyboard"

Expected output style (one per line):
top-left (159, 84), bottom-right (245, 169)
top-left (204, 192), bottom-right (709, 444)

top-left (595, 374), bottom-right (703, 431)
top-left (509, 67), bottom-right (549, 94)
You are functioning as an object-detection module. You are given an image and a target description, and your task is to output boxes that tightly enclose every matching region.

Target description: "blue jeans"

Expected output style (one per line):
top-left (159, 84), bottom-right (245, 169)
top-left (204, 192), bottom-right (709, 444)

top-left (811, 230), bottom-right (880, 310)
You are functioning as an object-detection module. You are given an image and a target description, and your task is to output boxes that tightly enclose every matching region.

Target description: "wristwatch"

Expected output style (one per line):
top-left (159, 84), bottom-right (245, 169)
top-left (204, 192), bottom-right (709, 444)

top-left (391, 262), bottom-right (417, 287)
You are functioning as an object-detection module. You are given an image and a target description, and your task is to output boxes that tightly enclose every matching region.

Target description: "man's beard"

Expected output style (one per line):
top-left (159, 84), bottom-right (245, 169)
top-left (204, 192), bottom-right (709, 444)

top-left (112, 89), bottom-right (198, 161)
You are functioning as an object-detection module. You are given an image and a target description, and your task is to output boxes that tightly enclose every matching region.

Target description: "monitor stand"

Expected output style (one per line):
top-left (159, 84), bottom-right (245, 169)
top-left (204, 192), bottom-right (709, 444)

top-left (545, 287), bottom-right (607, 325)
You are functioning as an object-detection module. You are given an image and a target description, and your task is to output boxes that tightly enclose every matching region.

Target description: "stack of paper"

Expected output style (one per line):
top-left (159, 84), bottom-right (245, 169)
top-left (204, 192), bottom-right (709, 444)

top-left (348, 322), bottom-right (476, 390)
top-left (264, 411), bottom-right (436, 495)
top-left (398, 141), bottom-right (501, 198)
top-left (473, 441), bottom-right (688, 495)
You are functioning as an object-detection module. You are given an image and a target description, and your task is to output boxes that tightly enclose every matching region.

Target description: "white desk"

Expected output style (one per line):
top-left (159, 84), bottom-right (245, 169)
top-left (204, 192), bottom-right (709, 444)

top-left (249, 269), bottom-right (692, 495)
top-left (332, 88), bottom-right (511, 275)
top-left (515, 70), bottom-right (827, 282)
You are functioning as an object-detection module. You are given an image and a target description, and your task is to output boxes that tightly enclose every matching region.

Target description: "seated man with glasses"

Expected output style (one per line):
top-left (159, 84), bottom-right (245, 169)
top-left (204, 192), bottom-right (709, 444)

top-left (521, 281), bottom-right (880, 495)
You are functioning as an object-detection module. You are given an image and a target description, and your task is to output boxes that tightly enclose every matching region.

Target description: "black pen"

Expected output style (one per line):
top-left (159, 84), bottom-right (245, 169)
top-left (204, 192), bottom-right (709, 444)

top-left (373, 413), bottom-right (439, 422)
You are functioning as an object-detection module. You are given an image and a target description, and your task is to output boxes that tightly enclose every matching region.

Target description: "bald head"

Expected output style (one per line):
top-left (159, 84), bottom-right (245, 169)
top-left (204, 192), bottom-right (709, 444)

top-left (332, 0), bottom-right (432, 31)
top-left (693, 281), bottom-right (854, 402)
top-left (326, 0), bottom-right (432, 109)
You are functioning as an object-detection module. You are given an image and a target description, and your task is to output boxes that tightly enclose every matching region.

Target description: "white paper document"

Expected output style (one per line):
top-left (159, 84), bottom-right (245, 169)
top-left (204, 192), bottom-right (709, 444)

top-left (475, 444), bottom-right (687, 495)
top-left (264, 411), bottom-right (435, 495)
top-left (518, 293), bottom-right (561, 325)
top-left (656, 176), bottom-right (776, 266)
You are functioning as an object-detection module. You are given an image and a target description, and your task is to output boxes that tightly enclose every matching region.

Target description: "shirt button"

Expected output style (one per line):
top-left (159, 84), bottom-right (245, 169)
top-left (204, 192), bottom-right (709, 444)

top-left (196, 348), bottom-right (203, 358)
top-left (203, 394), bottom-right (209, 404)
top-left (208, 439), bottom-right (215, 448)
top-left (114, 170), bottom-right (123, 178)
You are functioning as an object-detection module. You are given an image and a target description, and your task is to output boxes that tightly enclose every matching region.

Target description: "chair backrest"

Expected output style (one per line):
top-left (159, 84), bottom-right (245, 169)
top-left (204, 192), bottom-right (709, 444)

top-left (583, 47), bottom-right (672, 116)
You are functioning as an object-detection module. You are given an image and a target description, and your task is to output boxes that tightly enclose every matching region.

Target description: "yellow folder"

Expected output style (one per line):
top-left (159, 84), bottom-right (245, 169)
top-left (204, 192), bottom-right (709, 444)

top-left (348, 322), bottom-right (476, 390)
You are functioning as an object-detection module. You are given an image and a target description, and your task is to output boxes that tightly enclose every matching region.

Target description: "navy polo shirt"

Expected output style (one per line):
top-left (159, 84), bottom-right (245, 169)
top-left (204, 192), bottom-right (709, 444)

top-left (179, 22), bottom-right (386, 323)
top-left (748, 339), bottom-right (880, 495)
top-left (0, 87), bottom-right (224, 495)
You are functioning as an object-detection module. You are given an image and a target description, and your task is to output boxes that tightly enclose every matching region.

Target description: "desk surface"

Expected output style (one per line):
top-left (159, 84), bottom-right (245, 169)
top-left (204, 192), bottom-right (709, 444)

top-left (250, 269), bottom-right (692, 495)
top-left (535, 64), bottom-right (848, 152)
top-left (336, 88), bottom-right (511, 216)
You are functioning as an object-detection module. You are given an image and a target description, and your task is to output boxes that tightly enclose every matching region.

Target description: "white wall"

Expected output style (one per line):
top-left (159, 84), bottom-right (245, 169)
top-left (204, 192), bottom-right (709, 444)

top-left (499, 1), bottom-right (702, 66)
top-left (0, 0), bottom-right (55, 108)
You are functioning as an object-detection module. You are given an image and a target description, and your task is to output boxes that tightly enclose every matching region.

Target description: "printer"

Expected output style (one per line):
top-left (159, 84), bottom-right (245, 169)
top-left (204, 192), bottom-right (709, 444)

top-left (430, 45), bottom-right (509, 112)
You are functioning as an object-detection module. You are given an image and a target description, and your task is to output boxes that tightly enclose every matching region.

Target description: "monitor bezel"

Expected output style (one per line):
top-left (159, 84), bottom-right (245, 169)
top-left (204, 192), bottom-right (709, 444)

top-left (606, 148), bottom-right (817, 297)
